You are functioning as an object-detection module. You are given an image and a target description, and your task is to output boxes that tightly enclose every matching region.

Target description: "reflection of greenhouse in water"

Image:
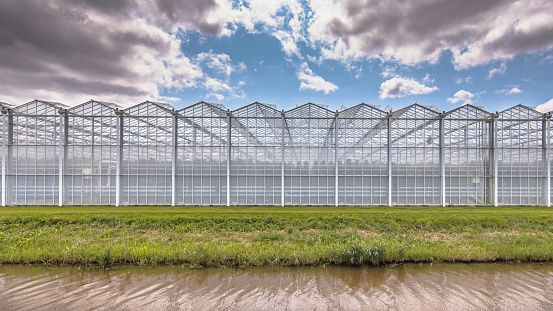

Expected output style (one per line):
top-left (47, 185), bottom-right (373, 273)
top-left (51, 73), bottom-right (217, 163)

top-left (0, 100), bottom-right (551, 206)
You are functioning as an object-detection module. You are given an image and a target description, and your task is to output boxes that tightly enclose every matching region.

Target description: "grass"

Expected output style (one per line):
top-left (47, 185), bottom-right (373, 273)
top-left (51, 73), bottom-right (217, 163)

top-left (1, 205), bottom-right (553, 267)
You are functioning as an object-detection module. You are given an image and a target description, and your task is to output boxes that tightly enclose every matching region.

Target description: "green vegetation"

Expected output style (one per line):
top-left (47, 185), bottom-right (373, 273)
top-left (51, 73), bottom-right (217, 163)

top-left (1, 206), bottom-right (553, 267)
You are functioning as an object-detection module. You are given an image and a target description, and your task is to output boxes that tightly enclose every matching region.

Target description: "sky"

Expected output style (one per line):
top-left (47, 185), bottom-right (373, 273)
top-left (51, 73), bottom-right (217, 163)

top-left (1, 0), bottom-right (553, 113)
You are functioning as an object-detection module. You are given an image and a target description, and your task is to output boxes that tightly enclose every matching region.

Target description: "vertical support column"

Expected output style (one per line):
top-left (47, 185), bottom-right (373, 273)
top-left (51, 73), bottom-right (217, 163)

top-left (226, 111), bottom-right (231, 207)
top-left (1, 109), bottom-right (7, 206)
top-left (171, 113), bottom-right (177, 206)
top-left (387, 114), bottom-right (393, 207)
top-left (335, 112), bottom-right (339, 207)
top-left (281, 111), bottom-right (285, 207)
top-left (543, 115), bottom-right (551, 207)
top-left (490, 115), bottom-right (498, 207)
top-left (90, 119), bottom-right (95, 205)
top-left (58, 109), bottom-right (67, 206)
top-left (4, 111), bottom-right (12, 206)
top-left (115, 110), bottom-right (123, 207)
top-left (63, 111), bottom-right (68, 205)
top-left (439, 114), bottom-right (446, 207)
top-left (58, 111), bottom-right (63, 206)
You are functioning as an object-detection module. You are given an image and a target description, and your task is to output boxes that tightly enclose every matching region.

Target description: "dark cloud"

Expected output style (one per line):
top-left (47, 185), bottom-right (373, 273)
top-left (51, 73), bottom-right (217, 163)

top-left (328, 0), bottom-right (510, 51)
top-left (0, 1), bottom-right (133, 77)
top-left (153, 0), bottom-right (222, 34)
top-left (485, 21), bottom-right (553, 55)
top-left (0, 69), bottom-right (147, 97)
top-left (310, 0), bottom-right (553, 67)
top-left (64, 0), bottom-right (136, 15)
top-left (0, 0), bottom-right (222, 104)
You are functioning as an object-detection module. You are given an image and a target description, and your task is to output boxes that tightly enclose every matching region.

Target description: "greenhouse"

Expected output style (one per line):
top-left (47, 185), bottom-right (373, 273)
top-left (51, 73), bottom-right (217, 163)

top-left (0, 100), bottom-right (551, 206)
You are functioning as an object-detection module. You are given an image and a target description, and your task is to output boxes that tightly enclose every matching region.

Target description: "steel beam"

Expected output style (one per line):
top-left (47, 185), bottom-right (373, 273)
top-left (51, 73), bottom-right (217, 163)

top-left (543, 115), bottom-right (551, 206)
top-left (1, 110), bottom-right (7, 206)
top-left (490, 115), bottom-right (498, 206)
top-left (281, 111), bottom-right (285, 207)
top-left (115, 110), bottom-right (123, 207)
top-left (387, 114), bottom-right (393, 207)
top-left (226, 111), bottom-right (231, 207)
top-left (335, 112), bottom-right (339, 207)
top-left (439, 114), bottom-right (446, 207)
top-left (171, 114), bottom-right (177, 206)
top-left (58, 109), bottom-right (68, 206)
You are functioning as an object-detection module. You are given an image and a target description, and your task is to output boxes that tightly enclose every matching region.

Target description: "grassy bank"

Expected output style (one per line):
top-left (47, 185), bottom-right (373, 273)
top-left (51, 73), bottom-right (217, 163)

top-left (1, 206), bottom-right (553, 267)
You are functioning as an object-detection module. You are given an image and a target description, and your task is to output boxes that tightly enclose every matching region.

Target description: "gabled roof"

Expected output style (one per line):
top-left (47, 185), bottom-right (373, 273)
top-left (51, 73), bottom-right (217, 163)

top-left (499, 104), bottom-right (543, 120)
top-left (285, 102), bottom-right (335, 118)
top-left (444, 104), bottom-right (493, 120)
top-left (68, 100), bottom-right (120, 116)
top-left (12, 99), bottom-right (67, 115)
top-left (124, 100), bottom-right (174, 117)
top-left (338, 103), bottom-right (387, 119)
top-left (232, 102), bottom-right (280, 118)
top-left (390, 103), bottom-right (441, 119)
top-left (178, 101), bottom-right (227, 118)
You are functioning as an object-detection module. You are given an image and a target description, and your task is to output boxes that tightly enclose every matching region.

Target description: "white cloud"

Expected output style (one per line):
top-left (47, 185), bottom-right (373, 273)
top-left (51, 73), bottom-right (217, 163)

top-left (306, 54), bottom-right (322, 64)
top-left (232, 89), bottom-right (247, 99)
top-left (204, 77), bottom-right (233, 92)
top-left (507, 87), bottom-right (522, 94)
top-left (379, 76), bottom-right (438, 99)
top-left (455, 76), bottom-right (473, 85)
top-left (496, 86), bottom-right (523, 95)
top-left (537, 98), bottom-right (553, 113)
top-left (380, 66), bottom-right (397, 78)
top-left (318, 39), bottom-right (361, 70)
top-left (423, 73), bottom-right (434, 84)
top-left (234, 0), bottom-right (304, 30)
top-left (196, 52), bottom-right (245, 77)
top-left (208, 92), bottom-right (226, 101)
top-left (487, 62), bottom-right (508, 79)
top-left (201, 74), bottom-right (246, 101)
top-left (542, 54), bottom-right (553, 63)
top-left (219, 0), bottom-right (307, 61)
top-left (273, 30), bottom-right (301, 57)
top-left (297, 62), bottom-right (338, 94)
top-left (448, 90), bottom-right (475, 104)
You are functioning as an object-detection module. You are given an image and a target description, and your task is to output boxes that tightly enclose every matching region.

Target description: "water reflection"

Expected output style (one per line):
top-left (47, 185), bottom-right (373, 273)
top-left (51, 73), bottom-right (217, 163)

top-left (1, 263), bottom-right (553, 310)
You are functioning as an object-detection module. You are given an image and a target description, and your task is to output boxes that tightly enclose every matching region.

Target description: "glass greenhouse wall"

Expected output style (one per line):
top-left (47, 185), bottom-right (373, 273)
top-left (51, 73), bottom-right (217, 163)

top-left (0, 100), bottom-right (551, 206)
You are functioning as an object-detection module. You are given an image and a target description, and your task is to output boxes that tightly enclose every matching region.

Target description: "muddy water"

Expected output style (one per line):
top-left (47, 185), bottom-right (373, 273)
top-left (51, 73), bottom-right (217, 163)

top-left (1, 263), bottom-right (553, 311)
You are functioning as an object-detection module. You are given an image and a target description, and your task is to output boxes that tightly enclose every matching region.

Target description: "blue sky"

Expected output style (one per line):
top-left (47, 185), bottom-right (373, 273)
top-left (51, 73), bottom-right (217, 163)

top-left (177, 29), bottom-right (553, 113)
top-left (1, 0), bottom-right (553, 113)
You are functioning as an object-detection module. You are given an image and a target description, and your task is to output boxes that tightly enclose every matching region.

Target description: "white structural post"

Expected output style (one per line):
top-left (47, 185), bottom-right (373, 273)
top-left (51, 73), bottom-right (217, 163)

top-left (171, 113), bottom-right (177, 206)
top-left (543, 115), bottom-right (551, 207)
top-left (439, 114), bottom-right (446, 207)
top-left (115, 110), bottom-right (123, 207)
top-left (58, 111), bottom-right (63, 206)
top-left (1, 109), bottom-right (7, 206)
top-left (58, 109), bottom-right (67, 206)
top-left (5, 111), bottom-right (12, 206)
top-left (281, 111), bottom-right (285, 207)
top-left (387, 114), bottom-right (393, 207)
top-left (491, 114), bottom-right (498, 207)
top-left (335, 111), bottom-right (339, 207)
top-left (226, 111), bottom-right (231, 207)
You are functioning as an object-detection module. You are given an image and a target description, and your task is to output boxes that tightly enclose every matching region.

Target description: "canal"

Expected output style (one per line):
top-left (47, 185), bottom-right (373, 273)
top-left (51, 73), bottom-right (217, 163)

top-left (1, 263), bottom-right (552, 310)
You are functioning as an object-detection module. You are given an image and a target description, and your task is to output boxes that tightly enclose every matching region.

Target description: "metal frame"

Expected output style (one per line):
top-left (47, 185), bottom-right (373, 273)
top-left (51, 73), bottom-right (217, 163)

top-left (1, 100), bottom-right (551, 206)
